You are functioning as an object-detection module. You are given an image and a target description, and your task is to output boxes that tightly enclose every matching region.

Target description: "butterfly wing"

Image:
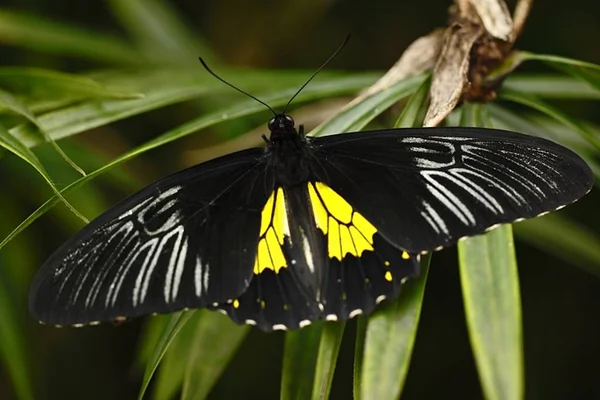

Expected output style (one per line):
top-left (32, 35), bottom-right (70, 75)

top-left (310, 127), bottom-right (593, 252)
top-left (213, 127), bottom-right (593, 331)
top-left (30, 148), bottom-right (273, 326)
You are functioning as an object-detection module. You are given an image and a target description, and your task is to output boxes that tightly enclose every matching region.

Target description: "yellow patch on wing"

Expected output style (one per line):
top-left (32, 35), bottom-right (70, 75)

top-left (309, 182), bottom-right (378, 261)
top-left (254, 188), bottom-right (289, 274)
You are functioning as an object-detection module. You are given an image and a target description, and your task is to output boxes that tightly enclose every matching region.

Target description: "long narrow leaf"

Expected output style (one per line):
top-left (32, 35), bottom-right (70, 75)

top-left (9, 72), bottom-right (373, 148)
top-left (181, 312), bottom-right (250, 400)
top-left (514, 213), bottom-right (600, 277)
top-left (458, 226), bottom-right (524, 400)
top-left (281, 323), bottom-right (324, 400)
top-left (311, 74), bottom-right (426, 137)
top-left (138, 311), bottom-right (194, 400)
top-left (0, 88), bottom-right (85, 175)
top-left (502, 75), bottom-right (600, 99)
top-left (152, 313), bottom-right (202, 400)
top-left (359, 255), bottom-right (431, 400)
top-left (0, 121), bottom-right (87, 223)
top-left (311, 323), bottom-right (346, 400)
top-left (108, 0), bottom-right (214, 64)
top-left (0, 271), bottom-right (34, 400)
top-left (512, 52), bottom-right (600, 92)
top-left (0, 9), bottom-right (141, 64)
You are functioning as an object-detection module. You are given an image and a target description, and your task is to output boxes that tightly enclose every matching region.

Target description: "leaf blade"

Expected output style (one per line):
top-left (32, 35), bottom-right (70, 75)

top-left (138, 311), bottom-right (194, 400)
top-left (458, 225), bottom-right (524, 400)
top-left (359, 255), bottom-right (431, 400)
top-left (180, 312), bottom-right (249, 400)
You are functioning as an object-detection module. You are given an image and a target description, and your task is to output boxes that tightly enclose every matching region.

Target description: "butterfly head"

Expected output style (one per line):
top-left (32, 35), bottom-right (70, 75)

top-left (268, 114), bottom-right (296, 136)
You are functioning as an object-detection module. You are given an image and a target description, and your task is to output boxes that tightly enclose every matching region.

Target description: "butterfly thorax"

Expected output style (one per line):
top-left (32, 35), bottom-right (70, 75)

top-left (267, 114), bottom-right (313, 187)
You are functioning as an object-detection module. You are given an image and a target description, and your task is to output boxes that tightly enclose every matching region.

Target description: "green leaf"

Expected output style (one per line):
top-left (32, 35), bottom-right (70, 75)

top-left (0, 67), bottom-right (143, 111)
top-left (281, 322), bottom-right (345, 400)
top-left (502, 75), bottom-right (600, 99)
top-left (0, 119), bottom-right (87, 223)
top-left (359, 255), bottom-right (431, 400)
top-left (0, 9), bottom-right (142, 64)
top-left (310, 323), bottom-right (346, 400)
top-left (9, 71), bottom-right (373, 149)
top-left (0, 73), bottom-right (375, 251)
top-left (353, 317), bottom-right (366, 400)
top-left (0, 273), bottom-right (34, 400)
top-left (511, 52), bottom-right (600, 92)
top-left (394, 75), bottom-right (431, 128)
top-left (514, 213), bottom-right (600, 277)
top-left (0, 87), bottom-right (85, 175)
top-left (181, 312), bottom-right (250, 400)
top-left (108, 0), bottom-right (215, 65)
top-left (153, 313), bottom-right (201, 400)
top-left (499, 87), bottom-right (600, 150)
top-left (458, 225), bottom-right (524, 400)
top-left (138, 311), bottom-right (194, 400)
top-left (310, 73), bottom-right (427, 137)
top-left (281, 323), bottom-right (324, 400)
top-left (136, 315), bottom-right (172, 371)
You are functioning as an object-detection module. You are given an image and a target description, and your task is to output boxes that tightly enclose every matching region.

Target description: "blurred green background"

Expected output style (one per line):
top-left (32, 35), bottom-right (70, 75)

top-left (1, 0), bottom-right (600, 399)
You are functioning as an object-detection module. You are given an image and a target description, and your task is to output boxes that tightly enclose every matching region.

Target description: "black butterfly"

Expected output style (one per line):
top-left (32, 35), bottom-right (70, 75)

top-left (29, 55), bottom-right (594, 332)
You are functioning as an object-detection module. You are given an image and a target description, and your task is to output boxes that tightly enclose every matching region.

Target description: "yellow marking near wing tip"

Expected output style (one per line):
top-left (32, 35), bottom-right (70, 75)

top-left (384, 260), bottom-right (390, 267)
top-left (402, 251), bottom-right (410, 260)
top-left (260, 300), bottom-right (266, 309)
top-left (385, 271), bottom-right (393, 281)
top-left (254, 188), bottom-right (289, 274)
top-left (233, 299), bottom-right (240, 309)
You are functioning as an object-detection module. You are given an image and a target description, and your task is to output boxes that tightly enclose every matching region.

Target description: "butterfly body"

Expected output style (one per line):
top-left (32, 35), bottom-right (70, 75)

top-left (29, 115), bottom-right (593, 331)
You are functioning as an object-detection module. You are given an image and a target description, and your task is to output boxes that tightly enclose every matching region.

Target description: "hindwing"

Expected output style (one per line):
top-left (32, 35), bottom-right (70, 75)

top-left (213, 181), bottom-right (420, 331)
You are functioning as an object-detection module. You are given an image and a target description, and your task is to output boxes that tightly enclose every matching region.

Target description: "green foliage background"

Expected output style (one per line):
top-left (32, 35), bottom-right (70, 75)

top-left (0, 1), bottom-right (599, 399)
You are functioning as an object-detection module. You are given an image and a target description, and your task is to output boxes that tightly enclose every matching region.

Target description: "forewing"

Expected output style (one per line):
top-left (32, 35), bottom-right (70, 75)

top-left (310, 127), bottom-right (593, 252)
top-left (30, 148), bottom-right (273, 326)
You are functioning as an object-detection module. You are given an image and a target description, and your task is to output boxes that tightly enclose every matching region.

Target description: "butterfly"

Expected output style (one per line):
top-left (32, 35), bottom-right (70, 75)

top-left (28, 52), bottom-right (594, 332)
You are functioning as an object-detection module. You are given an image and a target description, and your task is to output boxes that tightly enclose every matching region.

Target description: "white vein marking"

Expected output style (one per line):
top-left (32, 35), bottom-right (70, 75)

top-left (138, 226), bottom-right (184, 306)
top-left (109, 240), bottom-right (152, 307)
top-left (449, 169), bottom-right (503, 214)
top-left (171, 236), bottom-right (188, 302)
top-left (451, 167), bottom-right (526, 206)
top-left (132, 239), bottom-right (159, 307)
top-left (194, 255), bottom-right (204, 298)
top-left (423, 172), bottom-right (476, 226)
top-left (163, 225), bottom-right (185, 303)
top-left (425, 169), bottom-right (500, 215)
top-left (421, 200), bottom-right (449, 235)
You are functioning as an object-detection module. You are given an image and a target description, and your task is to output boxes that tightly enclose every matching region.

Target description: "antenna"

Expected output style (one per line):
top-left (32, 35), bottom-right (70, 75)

top-left (198, 57), bottom-right (277, 116)
top-left (282, 34), bottom-right (351, 115)
top-left (198, 34), bottom-right (351, 116)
